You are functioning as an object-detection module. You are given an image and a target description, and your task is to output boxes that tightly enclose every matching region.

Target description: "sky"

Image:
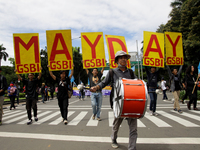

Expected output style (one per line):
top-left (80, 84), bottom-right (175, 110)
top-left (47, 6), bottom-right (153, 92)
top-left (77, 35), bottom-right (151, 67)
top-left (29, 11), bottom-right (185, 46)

top-left (0, 0), bottom-right (173, 67)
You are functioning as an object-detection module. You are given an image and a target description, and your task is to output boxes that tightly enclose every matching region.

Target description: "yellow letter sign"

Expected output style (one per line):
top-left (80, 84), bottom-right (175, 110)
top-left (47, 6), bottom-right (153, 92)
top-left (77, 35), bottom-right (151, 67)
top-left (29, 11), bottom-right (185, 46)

top-left (46, 30), bottom-right (73, 71)
top-left (81, 32), bottom-right (106, 69)
top-left (13, 33), bottom-right (41, 74)
top-left (143, 31), bottom-right (164, 68)
top-left (165, 32), bottom-right (183, 65)
top-left (105, 35), bottom-right (131, 69)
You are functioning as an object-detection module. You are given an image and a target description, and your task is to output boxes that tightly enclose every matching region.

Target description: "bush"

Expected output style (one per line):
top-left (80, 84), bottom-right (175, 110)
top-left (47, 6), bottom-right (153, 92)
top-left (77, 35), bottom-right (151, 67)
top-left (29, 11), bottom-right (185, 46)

top-left (179, 90), bottom-right (200, 100)
top-left (19, 93), bottom-right (26, 98)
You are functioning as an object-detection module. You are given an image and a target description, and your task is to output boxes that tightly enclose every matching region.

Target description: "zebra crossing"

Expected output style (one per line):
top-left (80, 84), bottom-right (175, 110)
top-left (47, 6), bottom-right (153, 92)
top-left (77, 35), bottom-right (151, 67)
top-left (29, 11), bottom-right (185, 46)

top-left (2, 109), bottom-right (200, 127)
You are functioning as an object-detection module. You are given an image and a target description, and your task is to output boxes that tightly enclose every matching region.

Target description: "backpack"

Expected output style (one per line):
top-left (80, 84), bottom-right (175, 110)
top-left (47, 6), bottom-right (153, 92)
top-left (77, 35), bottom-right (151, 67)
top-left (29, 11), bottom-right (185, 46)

top-left (109, 69), bottom-right (135, 109)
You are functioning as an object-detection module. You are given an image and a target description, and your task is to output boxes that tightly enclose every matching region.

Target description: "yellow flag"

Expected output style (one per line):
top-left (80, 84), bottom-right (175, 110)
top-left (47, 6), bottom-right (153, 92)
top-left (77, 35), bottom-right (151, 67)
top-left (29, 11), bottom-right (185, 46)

top-left (105, 35), bottom-right (131, 69)
top-left (13, 33), bottom-right (41, 74)
top-left (46, 30), bottom-right (73, 71)
top-left (143, 31), bottom-right (164, 68)
top-left (165, 32), bottom-right (184, 65)
top-left (81, 32), bottom-right (106, 69)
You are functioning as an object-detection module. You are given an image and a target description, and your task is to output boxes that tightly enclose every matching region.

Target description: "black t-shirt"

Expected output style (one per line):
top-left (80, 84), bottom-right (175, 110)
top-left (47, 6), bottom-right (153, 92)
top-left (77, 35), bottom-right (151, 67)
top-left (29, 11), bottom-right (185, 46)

top-left (174, 75), bottom-right (181, 91)
top-left (56, 77), bottom-right (70, 99)
top-left (88, 72), bottom-right (102, 88)
top-left (23, 78), bottom-right (38, 99)
top-left (41, 86), bottom-right (45, 94)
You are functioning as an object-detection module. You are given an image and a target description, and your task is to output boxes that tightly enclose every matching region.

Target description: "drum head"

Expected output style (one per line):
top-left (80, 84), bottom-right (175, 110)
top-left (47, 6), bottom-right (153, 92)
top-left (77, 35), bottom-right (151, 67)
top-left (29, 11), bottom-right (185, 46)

top-left (113, 78), bottom-right (123, 118)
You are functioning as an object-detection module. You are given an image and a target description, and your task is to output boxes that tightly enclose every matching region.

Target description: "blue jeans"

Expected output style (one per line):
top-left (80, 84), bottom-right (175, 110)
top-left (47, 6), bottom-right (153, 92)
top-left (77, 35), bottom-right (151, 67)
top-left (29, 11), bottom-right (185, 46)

top-left (42, 94), bottom-right (45, 103)
top-left (162, 89), bottom-right (168, 100)
top-left (148, 88), bottom-right (157, 113)
top-left (91, 92), bottom-right (102, 118)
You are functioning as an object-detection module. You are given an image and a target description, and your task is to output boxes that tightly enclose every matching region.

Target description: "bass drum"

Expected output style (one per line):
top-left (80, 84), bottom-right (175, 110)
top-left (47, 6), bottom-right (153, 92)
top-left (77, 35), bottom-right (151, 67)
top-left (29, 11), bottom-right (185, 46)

top-left (113, 78), bottom-right (148, 119)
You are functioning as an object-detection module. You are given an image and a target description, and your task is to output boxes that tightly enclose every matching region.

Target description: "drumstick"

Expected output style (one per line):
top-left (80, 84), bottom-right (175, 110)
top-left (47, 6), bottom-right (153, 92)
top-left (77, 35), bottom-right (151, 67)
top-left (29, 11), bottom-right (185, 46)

top-left (192, 76), bottom-right (199, 94)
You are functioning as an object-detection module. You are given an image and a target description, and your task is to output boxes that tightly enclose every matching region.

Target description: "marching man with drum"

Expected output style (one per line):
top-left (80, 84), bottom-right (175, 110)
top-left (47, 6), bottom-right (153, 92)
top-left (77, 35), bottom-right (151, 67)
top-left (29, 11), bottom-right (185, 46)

top-left (90, 50), bottom-right (137, 150)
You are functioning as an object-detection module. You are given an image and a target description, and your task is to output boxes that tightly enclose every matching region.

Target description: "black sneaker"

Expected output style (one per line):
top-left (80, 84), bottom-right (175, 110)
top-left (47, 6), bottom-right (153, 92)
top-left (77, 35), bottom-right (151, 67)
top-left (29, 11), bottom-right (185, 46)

top-left (34, 117), bottom-right (38, 122)
top-left (173, 108), bottom-right (177, 111)
top-left (27, 119), bottom-right (32, 125)
top-left (111, 140), bottom-right (119, 149)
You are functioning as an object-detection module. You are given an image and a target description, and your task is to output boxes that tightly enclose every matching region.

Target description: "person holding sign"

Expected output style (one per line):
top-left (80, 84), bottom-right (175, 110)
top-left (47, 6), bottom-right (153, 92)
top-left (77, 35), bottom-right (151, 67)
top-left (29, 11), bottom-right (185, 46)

top-left (144, 66), bottom-right (161, 116)
top-left (166, 64), bottom-right (183, 113)
top-left (48, 65), bottom-right (74, 125)
top-left (85, 66), bottom-right (105, 121)
top-left (185, 65), bottom-right (200, 110)
top-left (15, 67), bottom-right (42, 125)
top-left (90, 51), bottom-right (137, 150)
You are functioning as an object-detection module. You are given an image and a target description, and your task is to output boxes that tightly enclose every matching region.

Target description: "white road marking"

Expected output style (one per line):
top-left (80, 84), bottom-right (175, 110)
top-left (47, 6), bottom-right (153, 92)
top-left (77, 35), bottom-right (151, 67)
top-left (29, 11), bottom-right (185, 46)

top-left (17, 111), bottom-right (52, 124)
top-left (108, 111), bottom-right (114, 127)
top-left (137, 119), bottom-right (146, 127)
top-left (68, 111), bottom-right (88, 125)
top-left (86, 112), bottom-right (102, 126)
top-left (4, 111), bottom-right (41, 124)
top-left (33, 111), bottom-right (61, 124)
top-left (1, 132), bottom-right (200, 144)
top-left (3, 110), bottom-right (22, 117)
top-left (171, 110), bottom-right (200, 121)
top-left (190, 110), bottom-right (200, 115)
top-left (145, 112), bottom-right (171, 127)
top-left (3, 111), bottom-right (26, 120)
top-left (157, 110), bottom-right (199, 127)
top-left (49, 111), bottom-right (75, 125)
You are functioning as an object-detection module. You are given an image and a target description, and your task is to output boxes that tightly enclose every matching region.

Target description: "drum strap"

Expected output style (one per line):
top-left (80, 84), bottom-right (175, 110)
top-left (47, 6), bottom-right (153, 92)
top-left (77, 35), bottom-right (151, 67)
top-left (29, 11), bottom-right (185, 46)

top-left (109, 69), bottom-right (135, 109)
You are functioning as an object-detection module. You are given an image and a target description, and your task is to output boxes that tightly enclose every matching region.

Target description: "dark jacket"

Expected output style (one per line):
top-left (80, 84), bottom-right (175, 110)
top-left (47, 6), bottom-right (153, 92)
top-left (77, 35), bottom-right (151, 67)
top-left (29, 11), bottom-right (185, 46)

top-left (185, 73), bottom-right (199, 94)
top-left (0, 75), bottom-right (8, 96)
top-left (166, 65), bottom-right (183, 92)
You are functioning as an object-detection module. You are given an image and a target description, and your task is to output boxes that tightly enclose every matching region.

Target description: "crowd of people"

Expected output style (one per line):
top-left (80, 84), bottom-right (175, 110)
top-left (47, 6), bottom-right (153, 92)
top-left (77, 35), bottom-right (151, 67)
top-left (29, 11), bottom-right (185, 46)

top-left (0, 51), bottom-right (199, 150)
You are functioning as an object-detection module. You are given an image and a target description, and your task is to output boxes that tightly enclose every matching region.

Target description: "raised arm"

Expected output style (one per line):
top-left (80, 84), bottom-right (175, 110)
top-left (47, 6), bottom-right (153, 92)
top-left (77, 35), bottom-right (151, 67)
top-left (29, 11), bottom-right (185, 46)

top-left (14, 69), bottom-right (23, 81)
top-left (178, 65), bottom-right (183, 75)
top-left (37, 67), bottom-right (42, 80)
top-left (47, 65), bottom-right (56, 80)
top-left (69, 64), bottom-right (74, 79)
top-left (101, 67), bottom-right (105, 74)
top-left (100, 60), bottom-right (107, 74)
top-left (166, 65), bottom-right (172, 78)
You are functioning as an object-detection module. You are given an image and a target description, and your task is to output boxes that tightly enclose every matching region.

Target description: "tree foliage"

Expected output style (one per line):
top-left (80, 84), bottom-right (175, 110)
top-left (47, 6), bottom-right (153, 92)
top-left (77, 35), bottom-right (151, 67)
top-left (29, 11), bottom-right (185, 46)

top-left (0, 44), bottom-right (9, 66)
top-left (157, 0), bottom-right (200, 66)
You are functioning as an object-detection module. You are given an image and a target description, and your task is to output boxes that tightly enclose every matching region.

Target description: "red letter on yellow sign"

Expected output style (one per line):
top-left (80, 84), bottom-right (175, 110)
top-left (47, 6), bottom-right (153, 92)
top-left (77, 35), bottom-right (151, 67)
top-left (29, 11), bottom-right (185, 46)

top-left (143, 31), bottom-right (164, 68)
top-left (13, 33), bottom-right (41, 74)
top-left (46, 30), bottom-right (73, 71)
top-left (165, 32), bottom-right (183, 65)
top-left (105, 35), bottom-right (131, 69)
top-left (81, 32), bottom-right (106, 69)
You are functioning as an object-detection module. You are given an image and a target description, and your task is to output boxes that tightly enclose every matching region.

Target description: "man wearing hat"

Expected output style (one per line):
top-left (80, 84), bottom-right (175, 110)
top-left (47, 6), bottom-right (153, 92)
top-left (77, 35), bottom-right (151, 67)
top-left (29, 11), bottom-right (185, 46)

top-left (0, 67), bottom-right (8, 125)
top-left (90, 50), bottom-right (137, 150)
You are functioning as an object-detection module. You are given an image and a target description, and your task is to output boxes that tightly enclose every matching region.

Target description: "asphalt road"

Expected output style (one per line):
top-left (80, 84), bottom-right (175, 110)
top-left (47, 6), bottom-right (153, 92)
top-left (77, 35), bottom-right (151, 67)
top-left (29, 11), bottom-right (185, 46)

top-left (0, 92), bottom-right (200, 150)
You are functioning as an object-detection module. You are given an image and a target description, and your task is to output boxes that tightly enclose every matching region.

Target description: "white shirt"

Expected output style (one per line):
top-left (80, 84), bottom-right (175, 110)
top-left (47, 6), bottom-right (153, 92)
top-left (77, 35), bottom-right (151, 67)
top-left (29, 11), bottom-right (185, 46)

top-left (161, 80), bottom-right (167, 90)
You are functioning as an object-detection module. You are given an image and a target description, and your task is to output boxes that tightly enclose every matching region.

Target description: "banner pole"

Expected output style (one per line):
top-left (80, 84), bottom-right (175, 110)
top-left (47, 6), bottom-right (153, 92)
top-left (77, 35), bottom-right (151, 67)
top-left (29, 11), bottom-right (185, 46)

top-left (136, 40), bottom-right (140, 79)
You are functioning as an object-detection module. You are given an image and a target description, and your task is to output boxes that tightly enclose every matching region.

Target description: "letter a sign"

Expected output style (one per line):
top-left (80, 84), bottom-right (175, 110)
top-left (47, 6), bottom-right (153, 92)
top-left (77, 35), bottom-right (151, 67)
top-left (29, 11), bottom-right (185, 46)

top-left (13, 33), bottom-right (41, 74)
top-left (46, 30), bottom-right (73, 71)
top-left (143, 31), bottom-right (164, 68)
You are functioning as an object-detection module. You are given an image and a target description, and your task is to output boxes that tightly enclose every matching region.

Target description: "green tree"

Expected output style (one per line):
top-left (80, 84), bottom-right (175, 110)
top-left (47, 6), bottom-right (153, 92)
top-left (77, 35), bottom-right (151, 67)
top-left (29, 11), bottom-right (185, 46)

top-left (0, 44), bottom-right (9, 66)
top-left (180, 0), bottom-right (200, 65)
top-left (72, 47), bottom-right (88, 85)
